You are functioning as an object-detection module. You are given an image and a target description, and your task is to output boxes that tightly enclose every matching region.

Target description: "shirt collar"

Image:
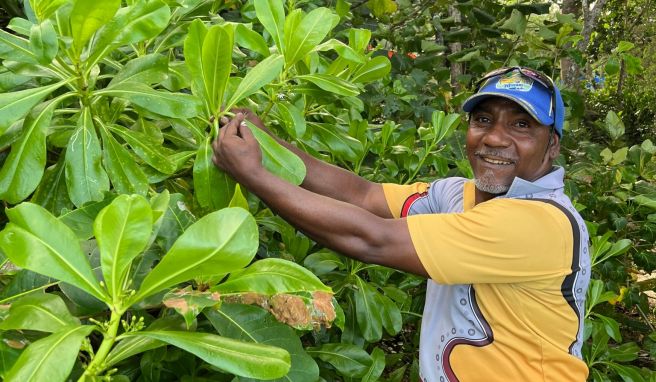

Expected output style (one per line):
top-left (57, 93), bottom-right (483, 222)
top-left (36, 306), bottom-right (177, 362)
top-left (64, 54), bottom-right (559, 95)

top-left (502, 166), bottom-right (565, 198)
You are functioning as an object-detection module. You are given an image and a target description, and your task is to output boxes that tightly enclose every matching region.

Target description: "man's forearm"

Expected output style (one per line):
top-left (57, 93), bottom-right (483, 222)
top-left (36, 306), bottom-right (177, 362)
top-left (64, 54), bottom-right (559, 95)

top-left (238, 168), bottom-right (427, 277)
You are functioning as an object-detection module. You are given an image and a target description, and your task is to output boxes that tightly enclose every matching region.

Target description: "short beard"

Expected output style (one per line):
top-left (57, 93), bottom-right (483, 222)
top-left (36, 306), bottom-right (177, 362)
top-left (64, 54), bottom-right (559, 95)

top-left (474, 170), bottom-right (510, 195)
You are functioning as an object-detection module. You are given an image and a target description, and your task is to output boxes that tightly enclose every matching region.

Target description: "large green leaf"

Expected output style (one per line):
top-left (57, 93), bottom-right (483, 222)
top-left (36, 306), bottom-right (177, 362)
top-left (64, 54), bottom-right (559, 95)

top-left (0, 82), bottom-right (63, 132)
top-left (0, 293), bottom-right (79, 333)
top-left (4, 325), bottom-right (94, 382)
top-left (235, 24), bottom-right (270, 57)
top-left (183, 19), bottom-right (208, 103)
top-left (215, 258), bottom-right (330, 295)
top-left (284, 7), bottom-right (338, 66)
top-left (202, 25), bottom-right (233, 116)
top-left (98, 123), bottom-right (149, 196)
top-left (58, 196), bottom-right (115, 240)
top-left (29, 20), bottom-right (58, 64)
top-left (351, 56), bottom-right (391, 83)
top-left (353, 277), bottom-right (383, 342)
top-left (0, 28), bottom-right (37, 63)
top-left (307, 343), bottom-right (372, 378)
top-left (275, 102), bottom-right (306, 138)
top-left (64, 108), bottom-right (110, 207)
top-left (207, 304), bottom-right (319, 382)
top-left (107, 125), bottom-right (176, 174)
top-left (246, 121), bottom-right (306, 185)
top-left (0, 100), bottom-right (57, 204)
top-left (31, 155), bottom-right (71, 214)
top-left (88, 0), bottom-right (171, 66)
top-left (69, 0), bottom-right (121, 56)
top-left (30, 0), bottom-right (68, 21)
top-left (0, 203), bottom-right (107, 302)
top-left (107, 53), bottom-right (168, 87)
top-left (224, 54), bottom-right (283, 110)
top-left (97, 82), bottom-right (202, 119)
top-left (296, 74), bottom-right (359, 96)
top-left (254, 0), bottom-right (285, 53)
top-left (95, 194), bottom-right (152, 301)
top-left (126, 330), bottom-right (290, 379)
top-left (105, 316), bottom-right (186, 367)
top-left (193, 137), bottom-right (235, 210)
top-left (132, 207), bottom-right (258, 302)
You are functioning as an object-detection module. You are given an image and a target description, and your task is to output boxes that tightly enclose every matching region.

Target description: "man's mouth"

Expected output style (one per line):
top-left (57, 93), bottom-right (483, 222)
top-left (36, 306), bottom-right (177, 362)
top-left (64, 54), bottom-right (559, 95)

top-left (476, 153), bottom-right (516, 165)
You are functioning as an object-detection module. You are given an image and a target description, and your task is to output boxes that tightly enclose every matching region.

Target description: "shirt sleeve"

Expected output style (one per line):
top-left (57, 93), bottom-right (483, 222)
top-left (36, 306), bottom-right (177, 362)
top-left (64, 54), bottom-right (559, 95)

top-left (382, 182), bottom-right (430, 218)
top-left (406, 198), bottom-right (575, 284)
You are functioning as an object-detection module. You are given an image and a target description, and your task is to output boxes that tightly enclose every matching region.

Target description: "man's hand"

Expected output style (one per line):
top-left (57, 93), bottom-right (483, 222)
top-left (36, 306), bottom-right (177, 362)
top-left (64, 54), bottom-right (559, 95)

top-left (212, 112), bottom-right (264, 185)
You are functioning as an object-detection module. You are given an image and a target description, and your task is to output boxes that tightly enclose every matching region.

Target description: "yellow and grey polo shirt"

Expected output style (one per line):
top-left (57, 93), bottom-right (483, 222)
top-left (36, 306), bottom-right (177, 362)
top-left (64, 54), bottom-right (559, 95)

top-left (383, 167), bottom-right (590, 382)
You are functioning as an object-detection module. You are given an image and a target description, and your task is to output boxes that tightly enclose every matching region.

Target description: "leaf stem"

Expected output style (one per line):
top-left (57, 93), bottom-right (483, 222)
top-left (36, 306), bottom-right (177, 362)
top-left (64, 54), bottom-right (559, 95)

top-left (79, 309), bottom-right (123, 381)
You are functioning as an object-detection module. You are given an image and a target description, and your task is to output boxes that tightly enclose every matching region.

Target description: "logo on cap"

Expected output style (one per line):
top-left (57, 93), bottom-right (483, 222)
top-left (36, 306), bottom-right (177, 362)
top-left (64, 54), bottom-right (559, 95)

top-left (495, 72), bottom-right (533, 92)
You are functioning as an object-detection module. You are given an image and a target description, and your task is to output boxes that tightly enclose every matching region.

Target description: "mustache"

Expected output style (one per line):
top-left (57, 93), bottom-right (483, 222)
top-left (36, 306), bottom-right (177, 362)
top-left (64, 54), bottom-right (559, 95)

top-left (474, 150), bottom-right (518, 162)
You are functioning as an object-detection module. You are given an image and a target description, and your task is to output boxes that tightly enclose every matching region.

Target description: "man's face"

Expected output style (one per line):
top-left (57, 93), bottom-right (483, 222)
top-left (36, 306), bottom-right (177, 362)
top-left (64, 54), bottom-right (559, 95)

top-left (466, 97), bottom-right (559, 199)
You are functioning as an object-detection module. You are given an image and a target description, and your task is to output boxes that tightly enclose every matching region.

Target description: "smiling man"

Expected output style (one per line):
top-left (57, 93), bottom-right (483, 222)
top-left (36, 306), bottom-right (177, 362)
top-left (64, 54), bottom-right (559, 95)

top-left (212, 67), bottom-right (590, 382)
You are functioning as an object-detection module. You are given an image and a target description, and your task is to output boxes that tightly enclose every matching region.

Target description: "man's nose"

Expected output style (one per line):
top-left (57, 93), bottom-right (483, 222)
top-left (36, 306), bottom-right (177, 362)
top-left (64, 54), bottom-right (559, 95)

top-left (481, 122), bottom-right (511, 147)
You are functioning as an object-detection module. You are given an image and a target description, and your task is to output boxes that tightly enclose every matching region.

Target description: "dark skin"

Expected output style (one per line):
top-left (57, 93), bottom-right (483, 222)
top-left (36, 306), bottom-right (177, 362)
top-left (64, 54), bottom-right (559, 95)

top-left (212, 97), bottom-right (559, 278)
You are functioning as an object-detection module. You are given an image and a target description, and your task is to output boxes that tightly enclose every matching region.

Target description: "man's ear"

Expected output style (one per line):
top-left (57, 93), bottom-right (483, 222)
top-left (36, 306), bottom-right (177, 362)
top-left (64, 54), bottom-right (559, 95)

top-left (548, 133), bottom-right (561, 160)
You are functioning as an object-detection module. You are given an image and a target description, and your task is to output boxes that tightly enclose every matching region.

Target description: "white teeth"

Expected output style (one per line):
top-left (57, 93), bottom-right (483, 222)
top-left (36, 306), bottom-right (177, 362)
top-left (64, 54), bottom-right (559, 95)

top-left (482, 157), bottom-right (512, 165)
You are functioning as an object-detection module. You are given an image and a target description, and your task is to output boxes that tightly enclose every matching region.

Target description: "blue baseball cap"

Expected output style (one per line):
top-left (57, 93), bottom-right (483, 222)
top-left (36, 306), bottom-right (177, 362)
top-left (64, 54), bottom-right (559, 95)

top-left (462, 68), bottom-right (565, 137)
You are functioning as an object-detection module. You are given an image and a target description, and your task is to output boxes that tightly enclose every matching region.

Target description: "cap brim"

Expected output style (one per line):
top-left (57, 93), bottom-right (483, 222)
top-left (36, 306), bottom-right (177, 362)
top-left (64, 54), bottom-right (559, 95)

top-left (462, 92), bottom-right (555, 126)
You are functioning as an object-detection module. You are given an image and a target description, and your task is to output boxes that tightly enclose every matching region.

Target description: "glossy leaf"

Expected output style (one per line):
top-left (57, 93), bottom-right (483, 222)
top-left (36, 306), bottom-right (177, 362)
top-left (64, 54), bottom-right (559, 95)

top-left (193, 137), bottom-right (235, 210)
top-left (132, 207), bottom-right (258, 302)
top-left (125, 330), bottom-right (290, 379)
top-left (229, 184), bottom-right (249, 210)
top-left (276, 102), bottom-right (306, 138)
top-left (246, 120), bottom-right (306, 185)
top-left (254, 0), bottom-right (285, 52)
top-left (58, 196), bottom-right (115, 240)
top-left (202, 25), bottom-right (233, 115)
top-left (31, 155), bottom-right (71, 214)
top-left (95, 194), bottom-right (153, 300)
top-left (361, 347), bottom-right (386, 382)
top-left (98, 123), bottom-right (149, 196)
top-left (4, 325), bottom-right (94, 382)
top-left (70, 0), bottom-right (121, 55)
top-left (235, 24), bottom-right (270, 57)
top-left (30, 0), bottom-right (68, 21)
top-left (183, 19), bottom-right (208, 102)
top-left (0, 28), bottom-right (37, 63)
top-left (97, 82), bottom-right (202, 119)
top-left (351, 56), bottom-right (391, 83)
top-left (0, 203), bottom-right (107, 302)
top-left (353, 277), bottom-right (383, 342)
top-left (107, 53), bottom-right (168, 87)
top-left (88, 0), bottom-right (171, 65)
top-left (308, 343), bottom-right (372, 378)
top-left (105, 316), bottom-right (187, 367)
top-left (224, 54), bottom-right (283, 110)
top-left (284, 7), bottom-right (338, 65)
top-left (207, 303), bottom-right (319, 382)
top-left (296, 74), bottom-right (359, 96)
top-left (64, 108), bottom-right (110, 207)
top-left (0, 293), bottom-right (79, 332)
top-left (377, 292), bottom-right (402, 335)
top-left (0, 100), bottom-right (57, 203)
top-left (108, 125), bottom-right (176, 174)
top-left (215, 258), bottom-right (331, 295)
top-left (29, 20), bottom-right (57, 64)
top-left (0, 82), bottom-right (63, 132)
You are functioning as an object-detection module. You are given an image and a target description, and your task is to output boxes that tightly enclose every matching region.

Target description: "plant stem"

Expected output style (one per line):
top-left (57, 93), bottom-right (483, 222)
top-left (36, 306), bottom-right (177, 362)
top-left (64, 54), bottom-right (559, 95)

top-left (79, 309), bottom-right (123, 381)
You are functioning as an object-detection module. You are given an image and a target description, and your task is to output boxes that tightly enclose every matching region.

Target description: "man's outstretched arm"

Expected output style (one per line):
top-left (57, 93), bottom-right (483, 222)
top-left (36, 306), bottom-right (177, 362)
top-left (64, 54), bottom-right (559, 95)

top-left (225, 110), bottom-right (392, 218)
top-left (213, 113), bottom-right (428, 277)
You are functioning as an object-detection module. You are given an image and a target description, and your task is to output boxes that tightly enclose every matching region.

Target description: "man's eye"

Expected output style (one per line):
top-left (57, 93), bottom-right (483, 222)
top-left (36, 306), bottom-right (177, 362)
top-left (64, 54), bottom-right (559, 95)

top-left (474, 116), bottom-right (490, 124)
top-left (515, 120), bottom-right (530, 129)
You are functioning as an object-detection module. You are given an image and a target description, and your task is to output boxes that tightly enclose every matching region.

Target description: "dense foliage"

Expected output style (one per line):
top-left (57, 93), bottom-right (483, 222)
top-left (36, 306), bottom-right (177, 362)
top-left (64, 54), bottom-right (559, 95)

top-left (0, 0), bottom-right (653, 381)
